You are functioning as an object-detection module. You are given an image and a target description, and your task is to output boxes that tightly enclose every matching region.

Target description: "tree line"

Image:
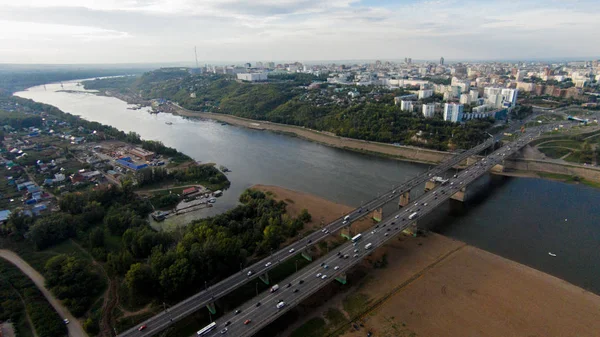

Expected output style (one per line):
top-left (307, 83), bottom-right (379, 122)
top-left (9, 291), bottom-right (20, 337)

top-left (0, 260), bottom-right (68, 337)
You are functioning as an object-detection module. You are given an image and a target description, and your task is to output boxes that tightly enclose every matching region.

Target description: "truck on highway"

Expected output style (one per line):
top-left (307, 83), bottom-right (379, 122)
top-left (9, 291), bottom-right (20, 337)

top-left (277, 301), bottom-right (286, 309)
top-left (365, 243), bottom-right (373, 250)
top-left (344, 215), bottom-right (350, 221)
top-left (351, 234), bottom-right (362, 242)
top-left (408, 212), bottom-right (418, 220)
top-left (197, 322), bottom-right (216, 336)
top-left (270, 284), bottom-right (279, 293)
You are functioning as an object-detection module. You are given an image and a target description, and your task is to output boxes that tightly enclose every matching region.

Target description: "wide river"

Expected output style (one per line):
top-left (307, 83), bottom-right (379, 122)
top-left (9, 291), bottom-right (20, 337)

top-left (16, 80), bottom-right (600, 294)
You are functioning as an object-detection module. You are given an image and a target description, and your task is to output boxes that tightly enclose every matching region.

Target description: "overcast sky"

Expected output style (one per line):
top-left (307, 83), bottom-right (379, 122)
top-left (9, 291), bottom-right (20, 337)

top-left (0, 0), bottom-right (599, 64)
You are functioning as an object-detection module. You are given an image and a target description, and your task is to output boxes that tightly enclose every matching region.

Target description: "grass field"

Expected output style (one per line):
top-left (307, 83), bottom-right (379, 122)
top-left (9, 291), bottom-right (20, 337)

top-left (537, 147), bottom-right (572, 159)
top-left (290, 317), bottom-right (327, 337)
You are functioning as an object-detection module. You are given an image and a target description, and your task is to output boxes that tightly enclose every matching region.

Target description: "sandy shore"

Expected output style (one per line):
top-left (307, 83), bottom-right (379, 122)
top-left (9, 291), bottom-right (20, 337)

top-left (253, 185), bottom-right (600, 337)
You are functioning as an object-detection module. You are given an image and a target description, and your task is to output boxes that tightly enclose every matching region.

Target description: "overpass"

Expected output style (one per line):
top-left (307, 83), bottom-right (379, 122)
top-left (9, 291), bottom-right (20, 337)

top-left (118, 122), bottom-right (531, 337)
top-left (201, 124), bottom-right (561, 337)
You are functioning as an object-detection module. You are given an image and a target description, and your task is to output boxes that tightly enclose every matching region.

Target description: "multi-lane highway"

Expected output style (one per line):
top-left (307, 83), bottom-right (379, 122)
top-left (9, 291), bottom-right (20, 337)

top-left (118, 136), bottom-right (501, 337)
top-left (202, 124), bottom-right (561, 337)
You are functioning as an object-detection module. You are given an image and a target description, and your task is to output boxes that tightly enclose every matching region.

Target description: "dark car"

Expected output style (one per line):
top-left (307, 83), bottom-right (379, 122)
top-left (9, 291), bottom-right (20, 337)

top-left (307, 239), bottom-right (312, 243)
top-left (225, 321), bottom-right (231, 327)
top-left (286, 283), bottom-right (292, 288)
top-left (255, 302), bottom-right (261, 307)
top-left (293, 289), bottom-right (299, 293)
top-left (235, 309), bottom-right (241, 315)
top-left (320, 262), bottom-right (325, 266)
top-left (299, 280), bottom-right (304, 284)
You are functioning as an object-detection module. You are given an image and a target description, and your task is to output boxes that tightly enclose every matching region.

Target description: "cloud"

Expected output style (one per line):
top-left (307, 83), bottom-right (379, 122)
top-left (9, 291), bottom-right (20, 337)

top-left (0, 0), bottom-right (598, 63)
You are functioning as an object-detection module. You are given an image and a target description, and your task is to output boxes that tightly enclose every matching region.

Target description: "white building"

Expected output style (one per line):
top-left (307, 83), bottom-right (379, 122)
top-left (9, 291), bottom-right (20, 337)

top-left (469, 89), bottom-right (479, 102)
top-left (473, 105), bottom-right (489, 113)
top-left (459, 94), bottom-right (471, 105)
top-left (418, 89), bottom-right (433, 100)
top-left (444, 103), bottom-right (464, 123)
top-left (515, 70), bottom-right (524, 81)
top-left (517, 82), bottom-right (535, 92)
top-left (400, 100), bottom-right (414, 112)
top-left (501, 88), bottom-right (518, 107)
top-left (422, 103), bottom-right (436, 118)
top-left (237, 73), bottom-right (268, 82)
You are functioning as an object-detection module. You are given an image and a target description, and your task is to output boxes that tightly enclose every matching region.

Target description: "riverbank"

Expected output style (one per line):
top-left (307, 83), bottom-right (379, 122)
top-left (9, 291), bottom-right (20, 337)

top-left (168, 104), bottom-right (452, 165)
top-left (251, 185), bottom-right (600, 337)
top-left (94, 89), bottom-right (451, 165)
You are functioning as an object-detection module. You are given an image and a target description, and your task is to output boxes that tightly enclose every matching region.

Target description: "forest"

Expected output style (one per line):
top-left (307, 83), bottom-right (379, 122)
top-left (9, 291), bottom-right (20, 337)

top-left (1, 185), bottom-right (310, 332)
top-left (85, 70), bottom-right (495, 150)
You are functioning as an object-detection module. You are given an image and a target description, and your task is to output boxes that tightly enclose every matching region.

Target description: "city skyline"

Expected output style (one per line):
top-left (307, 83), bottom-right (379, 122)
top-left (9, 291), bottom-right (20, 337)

top-left (0, 0), bottom-right (599, 64)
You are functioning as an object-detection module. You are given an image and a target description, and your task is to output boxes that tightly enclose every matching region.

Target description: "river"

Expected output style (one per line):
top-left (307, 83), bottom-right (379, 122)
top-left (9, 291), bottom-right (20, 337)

top-left (15, 80), bottom-right (600, 295)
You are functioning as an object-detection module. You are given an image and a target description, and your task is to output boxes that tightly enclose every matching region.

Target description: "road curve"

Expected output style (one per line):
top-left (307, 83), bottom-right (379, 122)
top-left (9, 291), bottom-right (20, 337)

top-left (0, 249), bottom-right (89, 337)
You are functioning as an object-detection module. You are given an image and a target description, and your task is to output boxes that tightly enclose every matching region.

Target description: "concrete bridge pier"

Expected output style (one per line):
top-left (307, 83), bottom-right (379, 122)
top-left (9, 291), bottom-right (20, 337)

top-left (424, 180), bottom-right (437, 192)
top-left (450, 186), bottom-right (467, 202)
top-left (340, 225), bottom-right (353, 240)
top-left (398, 191), bottom-right (410, 208)
top-left (335, 272), bottom-right (347, 285)
top-left (259, 272), bottom-right (270, 285)
top-left (402, 221), bottom-right (418, 237)
top-left (206, 302), bottom-right (216, 315)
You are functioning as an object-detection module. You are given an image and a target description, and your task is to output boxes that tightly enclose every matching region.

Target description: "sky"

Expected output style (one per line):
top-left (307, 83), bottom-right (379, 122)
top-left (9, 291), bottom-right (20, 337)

top-left (0, 0), bottom-right (599, 64)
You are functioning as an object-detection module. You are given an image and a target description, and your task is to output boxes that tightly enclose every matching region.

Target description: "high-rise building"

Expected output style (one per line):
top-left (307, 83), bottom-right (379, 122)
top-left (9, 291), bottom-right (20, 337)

top-left (501, 88), bottom-right (518, 107)
top-left (515, 70), bottom-right (524, 81)
top-left (459, 94), bottom-right (471, 105)
top-left (440, 57), bottom-right (444, 65)
top-left (418, 89), bottom-right (433, 100)
top-left (400, 100), bottom-right (414, 112)
top-left (422, 103), bottom-right (436, 118)
top-left (444, 103), bottom-right (464, 123)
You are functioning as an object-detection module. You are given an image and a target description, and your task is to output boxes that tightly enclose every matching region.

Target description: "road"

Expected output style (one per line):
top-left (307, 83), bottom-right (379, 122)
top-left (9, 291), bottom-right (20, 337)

top-left (201, 124), bottom-right (565, 337)
top-left (117, 137), bottom-right (498, 337)
top-left (118, 119), bottom-right (541, 337)
top-left (0, 250), bottom-right (88, 337)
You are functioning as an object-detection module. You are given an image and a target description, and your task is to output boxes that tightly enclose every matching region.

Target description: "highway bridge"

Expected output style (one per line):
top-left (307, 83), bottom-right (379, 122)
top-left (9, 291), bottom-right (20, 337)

top-left (200, 124), bottom-right (560, 337)
top-left (118, 122), bottom-right (534, 337)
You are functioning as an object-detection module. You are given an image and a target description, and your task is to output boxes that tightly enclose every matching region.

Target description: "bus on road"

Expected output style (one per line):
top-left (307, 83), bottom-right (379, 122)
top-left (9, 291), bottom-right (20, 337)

top-left (197, 322), bottom-right (216, 336)
top-left (351, 234), bottom-right (362, 242)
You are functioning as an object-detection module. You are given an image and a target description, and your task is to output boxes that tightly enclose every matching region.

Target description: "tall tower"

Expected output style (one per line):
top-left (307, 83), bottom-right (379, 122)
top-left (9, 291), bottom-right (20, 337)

top-left (194, 46), bottom-right (199, 69)
top-left (440, 57), bottom-right (444, 65)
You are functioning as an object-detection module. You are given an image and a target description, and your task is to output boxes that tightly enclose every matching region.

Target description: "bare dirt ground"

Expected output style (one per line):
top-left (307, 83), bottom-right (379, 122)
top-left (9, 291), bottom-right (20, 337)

top-left (343, 245), bottom-right (600, 337)
top-left (252, 186), bottom-right (600, 337)
top-left (252, 184), bottom-right (374, 235)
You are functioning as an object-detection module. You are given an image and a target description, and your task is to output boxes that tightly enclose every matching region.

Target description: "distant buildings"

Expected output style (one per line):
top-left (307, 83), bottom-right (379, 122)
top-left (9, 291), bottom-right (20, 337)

top-left (422, 103), bottom-right (436, 118)
top-left (444, 103), bottom-right (464, 123)
top-left (237, 73), bottom-right (268, 82)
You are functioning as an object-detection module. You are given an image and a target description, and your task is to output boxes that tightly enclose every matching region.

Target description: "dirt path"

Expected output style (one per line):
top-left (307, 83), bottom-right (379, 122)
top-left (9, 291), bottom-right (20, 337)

top-left (0, 249), bottom-right (88, 337)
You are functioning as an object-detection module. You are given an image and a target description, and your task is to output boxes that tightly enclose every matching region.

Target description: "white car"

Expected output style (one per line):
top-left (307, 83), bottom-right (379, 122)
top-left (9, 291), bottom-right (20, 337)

top-left (316, 273), bottom-right (322, 278)
top-left (321, 275), bottom-right (328, 279)
top-left (334, 266), bottom-right (340, 270)
top-left (289, 248), bottom-right (295, 253)
top-left (394, 215), bottom-right (399, 219)
top-left (265, 262), bottom-right (272, 267)
top-left (63, 319), bottom-right (70, 325)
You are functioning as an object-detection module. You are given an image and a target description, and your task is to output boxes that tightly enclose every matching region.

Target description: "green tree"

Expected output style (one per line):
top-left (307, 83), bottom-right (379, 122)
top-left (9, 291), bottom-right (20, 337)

top-left (89, 227), bottom-right (105, 248)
